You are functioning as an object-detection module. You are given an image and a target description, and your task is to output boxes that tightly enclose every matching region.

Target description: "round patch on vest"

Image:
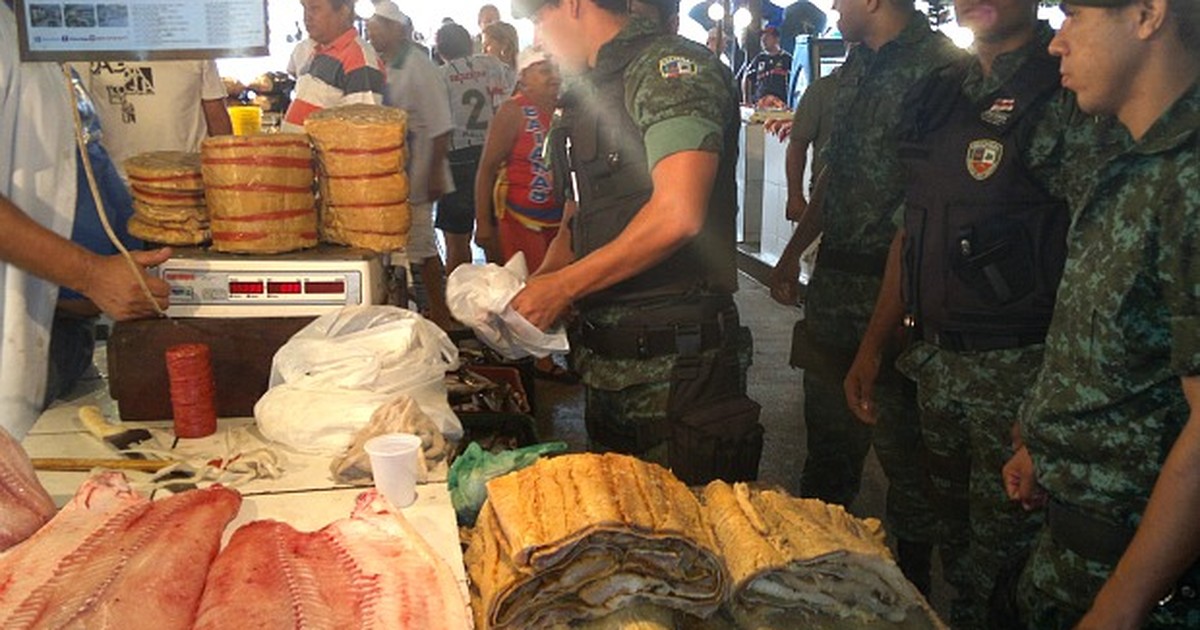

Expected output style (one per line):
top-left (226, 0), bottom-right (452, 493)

top-left (659, 56), bottom-right (698, 79)
top-left (966, 139), bottom-right (1003, 181)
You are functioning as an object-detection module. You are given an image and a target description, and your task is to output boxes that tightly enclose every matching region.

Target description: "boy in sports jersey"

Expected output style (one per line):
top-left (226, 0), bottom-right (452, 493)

top-left (436, 23), bottom-right (516, 271)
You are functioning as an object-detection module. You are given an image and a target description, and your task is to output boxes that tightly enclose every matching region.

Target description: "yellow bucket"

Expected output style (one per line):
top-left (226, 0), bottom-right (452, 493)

top-left (228, 105), bottom-right (262, 136)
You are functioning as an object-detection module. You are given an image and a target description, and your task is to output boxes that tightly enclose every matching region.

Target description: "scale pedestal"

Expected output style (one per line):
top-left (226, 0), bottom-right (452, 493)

top-left (108, 317), bottom-right (313, 420)
top-left (109, 246), bottom-right (391, 420)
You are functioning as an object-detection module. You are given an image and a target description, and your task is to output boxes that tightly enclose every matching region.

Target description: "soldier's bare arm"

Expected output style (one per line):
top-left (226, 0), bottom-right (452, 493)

top-left (844, 228), bottom-right (906, 425)
top-left (768, 165), bottom-right (826, 305)
top-left (510, 149), bottom-right (716, 329)
top-left (1079, 376), bottom-right (1200, 628)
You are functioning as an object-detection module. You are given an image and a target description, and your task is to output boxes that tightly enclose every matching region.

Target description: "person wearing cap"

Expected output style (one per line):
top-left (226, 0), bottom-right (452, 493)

top-left (283, 0), bottom-right (385, 132)
top-left (473, 47), bottom-right (562, 273)
top-left (999, 0), bottom-right (1200, 626)
top-left (367, 1), bottom-right (456, 330)
top-left (741, 25), bottom-right (793, 107)
top-left (508, 0), bottom-right (759, 482)
top-left (629, 0), bottom-right (679, 34)
top-left (768, 0), bottom-right (965, 597)
top-left (840, 0), bottom-right (1082, 622)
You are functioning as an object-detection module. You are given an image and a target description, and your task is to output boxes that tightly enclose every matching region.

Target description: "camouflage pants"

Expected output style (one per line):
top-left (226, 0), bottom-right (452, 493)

top-left (1016, 529), bottom-right (1200, 628)
top-left (796, 331), bottom-right (935, 545)
top-left (896, 342), bottom-right (1046, 630)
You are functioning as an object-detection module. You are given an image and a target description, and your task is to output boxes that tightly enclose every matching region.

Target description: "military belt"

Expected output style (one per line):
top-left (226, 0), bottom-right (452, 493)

top-left (576, 321), bottom-right (725, 360)
top-left (926, 329), bottom-right (1046, 352)
top-left (817, 248), bottom-right (888, 276)
top-left (1047, 498), bottom-right (1132, 566)
top-left (1047, 498), bottom-right (1200, 607)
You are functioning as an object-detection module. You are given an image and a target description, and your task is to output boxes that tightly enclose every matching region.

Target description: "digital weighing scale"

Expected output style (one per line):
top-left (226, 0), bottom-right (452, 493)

top-left (156, 245), bottom-right (389, 318)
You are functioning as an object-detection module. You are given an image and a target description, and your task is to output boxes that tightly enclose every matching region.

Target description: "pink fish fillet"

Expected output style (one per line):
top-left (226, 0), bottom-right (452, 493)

top-left (0, 427), bottom-right (56, 551)
top-left (194, 490), bottom-right (470, 630)
top-left (0, 472), bottom-right (242, 629)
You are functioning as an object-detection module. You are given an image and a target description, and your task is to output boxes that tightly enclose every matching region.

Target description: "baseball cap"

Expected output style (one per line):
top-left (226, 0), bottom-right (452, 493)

top-left (517, 46), bottom-right (551, 74)
top-left (1059, 0), bottom-right (1134, 5)
top-left (762, 25), bottom-right (780, 37)
top-left (512, 0), bottom-right (549, 19)
top-left (371, 0), bottom-right (411, 26)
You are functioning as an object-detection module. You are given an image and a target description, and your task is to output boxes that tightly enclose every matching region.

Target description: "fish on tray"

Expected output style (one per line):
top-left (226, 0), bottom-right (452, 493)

top-left (0, 427), bottom-right (56, 552)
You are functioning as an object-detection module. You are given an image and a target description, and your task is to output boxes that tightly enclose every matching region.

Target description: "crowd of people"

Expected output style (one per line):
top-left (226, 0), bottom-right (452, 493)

top-left (2, 0), bottom-right (1198, 626)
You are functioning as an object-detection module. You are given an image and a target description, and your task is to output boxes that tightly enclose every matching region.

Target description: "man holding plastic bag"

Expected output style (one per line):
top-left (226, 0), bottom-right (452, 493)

top-left (505, 0), bottom-right (761, 485)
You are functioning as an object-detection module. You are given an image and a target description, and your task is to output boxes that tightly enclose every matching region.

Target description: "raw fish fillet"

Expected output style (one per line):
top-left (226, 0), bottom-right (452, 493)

top-left (0, 472), bottom-right (242, 629)
top-left (194, 490), bottom-right (470, 630)
top-left (0, 427), bottom-right (55, 551)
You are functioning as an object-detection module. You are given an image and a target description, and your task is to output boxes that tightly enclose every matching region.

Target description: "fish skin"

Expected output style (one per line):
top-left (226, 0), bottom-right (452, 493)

top-left (0, 427), bottom-right (55, 552)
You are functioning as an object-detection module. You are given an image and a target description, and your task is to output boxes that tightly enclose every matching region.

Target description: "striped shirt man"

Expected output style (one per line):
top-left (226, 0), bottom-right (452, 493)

top-left (283, 27), bottom-right (386, 132)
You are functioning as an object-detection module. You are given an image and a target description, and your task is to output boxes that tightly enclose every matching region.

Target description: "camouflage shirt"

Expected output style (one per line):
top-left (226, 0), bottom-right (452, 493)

top-left (568, 17), bottom-right (741, 390)
top-left (803, 11), bottom-right (965, 348)
top-left (1022, 82), bottom-right (1200, 527)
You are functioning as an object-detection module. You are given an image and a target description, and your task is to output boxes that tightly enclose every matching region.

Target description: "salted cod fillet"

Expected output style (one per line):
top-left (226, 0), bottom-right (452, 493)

top-left (466, 452), bottom-right (727, 629)
top-left (703, 481), bottom-right (946, 629)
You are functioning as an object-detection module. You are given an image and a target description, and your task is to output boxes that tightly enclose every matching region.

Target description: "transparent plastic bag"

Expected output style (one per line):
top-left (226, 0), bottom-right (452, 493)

top-left (256, 306), bottom-right (461, 454)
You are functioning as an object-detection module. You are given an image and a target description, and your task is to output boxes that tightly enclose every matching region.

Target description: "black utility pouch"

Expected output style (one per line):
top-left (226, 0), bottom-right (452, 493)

top-left (666, 348), bottom-right (763, 486)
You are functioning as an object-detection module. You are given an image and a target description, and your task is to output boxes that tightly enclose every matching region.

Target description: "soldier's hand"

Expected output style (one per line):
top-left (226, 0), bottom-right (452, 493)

top-left (82, 248), bottom-right (172, 321)
top-left (768, 257), bottom-right (801, 306)
top-left (510, 272), bottom-right (572, 331)
top-left (1003, 445), bottom-right (1047, 511)
top-left (844, 351), bottom-right (881, 425)
top-left (785, 194), bottom-right (808, 223)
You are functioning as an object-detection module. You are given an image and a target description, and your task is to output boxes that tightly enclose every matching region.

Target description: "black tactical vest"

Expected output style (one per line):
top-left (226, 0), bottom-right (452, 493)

top-left (899, 51), bottom-right (1068, 348)
top-left (560, 33), bottom-right (740, 309)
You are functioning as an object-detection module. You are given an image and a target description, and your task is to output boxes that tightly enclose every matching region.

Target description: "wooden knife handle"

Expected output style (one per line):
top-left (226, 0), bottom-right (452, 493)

top-left (31, 458), bottom-right (174, 472)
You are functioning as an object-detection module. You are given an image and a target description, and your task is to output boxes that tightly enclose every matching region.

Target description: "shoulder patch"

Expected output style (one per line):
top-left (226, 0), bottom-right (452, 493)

top-left (658, 56), bottom-right (698, 79)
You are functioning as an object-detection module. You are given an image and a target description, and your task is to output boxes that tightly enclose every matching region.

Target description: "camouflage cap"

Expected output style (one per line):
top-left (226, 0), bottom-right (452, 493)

top-left (512, 0), bottom-right (550, 19)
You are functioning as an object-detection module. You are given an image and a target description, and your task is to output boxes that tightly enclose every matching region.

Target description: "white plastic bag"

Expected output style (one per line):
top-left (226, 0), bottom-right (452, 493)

top-left (446, 253), bottom-right (569, 360)
top-left (256, 306), bottom-right (461, 455)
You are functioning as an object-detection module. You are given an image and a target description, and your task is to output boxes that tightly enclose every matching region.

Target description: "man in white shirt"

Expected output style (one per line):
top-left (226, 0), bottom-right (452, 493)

top-left (74, 60), bottom-right (232, 177)
top-left (1, 0), bottom-right (170, 439)
top-left (368, 1), bottom-right (456, 329)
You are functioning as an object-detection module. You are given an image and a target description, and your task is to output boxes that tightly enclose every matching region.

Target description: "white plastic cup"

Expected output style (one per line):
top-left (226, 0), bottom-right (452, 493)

top-left (364, 433), bottom-right (423, 508)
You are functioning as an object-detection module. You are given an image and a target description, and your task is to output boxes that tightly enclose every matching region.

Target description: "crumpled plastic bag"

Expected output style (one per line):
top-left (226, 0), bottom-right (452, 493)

top-left (330, 395), bottom-right (452, 484)
top-left (446, 252), bottom-right (569, 360)
top-left (256, 306), bottom-right (461, 455)
top-left (448, 441), bottom-right (568, 525)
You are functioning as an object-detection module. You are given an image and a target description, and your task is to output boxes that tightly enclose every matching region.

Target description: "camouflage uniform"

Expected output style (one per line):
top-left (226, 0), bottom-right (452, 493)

top-left (798, 11), bottom-right (963, 548)
top-left (565, 19), bottom-right (748, 467)
top-left (892, 25), bottom-right (1073, 628)
top-left (1015, 83), bottom-right (1200, 627)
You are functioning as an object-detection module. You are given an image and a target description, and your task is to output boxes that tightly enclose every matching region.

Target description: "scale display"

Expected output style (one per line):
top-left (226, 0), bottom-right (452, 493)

top-left (156, 247), bottom-right (387, 318)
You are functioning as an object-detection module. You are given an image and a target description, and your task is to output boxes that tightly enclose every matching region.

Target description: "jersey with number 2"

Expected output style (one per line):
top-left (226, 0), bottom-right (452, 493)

top-left (441, 55), bottom-right (515, 152)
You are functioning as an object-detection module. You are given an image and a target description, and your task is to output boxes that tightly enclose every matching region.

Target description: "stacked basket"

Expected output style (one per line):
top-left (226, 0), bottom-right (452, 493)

top-left (305, 104), bottom-right (411, 252)
top-left (124, 151), bottom-right (209, 245)
top-left (200, 134), bottom-right (318, 254)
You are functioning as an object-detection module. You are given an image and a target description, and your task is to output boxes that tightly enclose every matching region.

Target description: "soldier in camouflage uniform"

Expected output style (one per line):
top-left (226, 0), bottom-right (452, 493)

top-left (1001, 0), bottom-right (1200, 626)
top-left (510, 0), bottom-right (758, 483)
top-left (769, 0), bottom-right (964, 593)
top-left (842, 2), bottom-right (1087, 625)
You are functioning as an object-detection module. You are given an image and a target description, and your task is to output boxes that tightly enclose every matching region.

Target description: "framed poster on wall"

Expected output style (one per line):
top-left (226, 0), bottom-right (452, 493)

top-left (14, 0), bottom-right (269, 61)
